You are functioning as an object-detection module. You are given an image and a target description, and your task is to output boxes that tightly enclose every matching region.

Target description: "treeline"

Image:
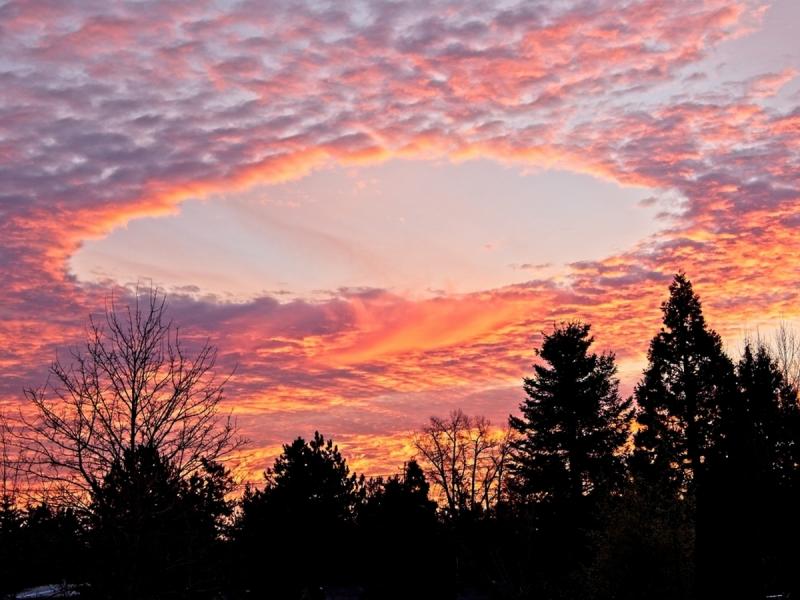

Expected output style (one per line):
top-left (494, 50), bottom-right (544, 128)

top-left (2, 275), bottom-right (800, 599)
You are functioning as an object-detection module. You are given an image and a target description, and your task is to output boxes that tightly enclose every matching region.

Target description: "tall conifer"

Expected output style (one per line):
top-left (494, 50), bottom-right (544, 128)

top-left (510, 322), bottom-right (631, 509)
top-left (632, 273), bottom-right (735, 492)
top-left (632, 273), bottom-right (736, 596)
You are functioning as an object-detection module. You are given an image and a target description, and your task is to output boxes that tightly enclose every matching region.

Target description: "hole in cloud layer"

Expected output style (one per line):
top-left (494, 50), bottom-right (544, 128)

top-left (69, 158), bottom-right (663, 301)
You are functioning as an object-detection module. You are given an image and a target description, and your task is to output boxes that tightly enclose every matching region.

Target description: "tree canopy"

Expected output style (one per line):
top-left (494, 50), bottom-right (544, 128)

top-left (509, 322), bottom-right (631, 508)
top-left (632, 273), bottom-right (736, 494)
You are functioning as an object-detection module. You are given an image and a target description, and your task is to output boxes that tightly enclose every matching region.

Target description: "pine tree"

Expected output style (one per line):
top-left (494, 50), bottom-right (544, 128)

top-left (0, 494), bottom-right (24, 596)
top-left (509, 322), bottom-right (631, 509)
top-left (234, 432), bottom-right (364, 598)
top-left (365, 460), bottom-right (437, 524)
top-left (631, 273), bottom-right (736, 597)
top-left (733, 343), bottom-right (800, 487)
top-left (720, 343), bottom-right (800, 595)
top-left (631, 273), bottom-right (735, 493)
top-left (359, 461), bottom-right (440, 599)
top-left (22, 504), bottom-right (86, 592)
top-left (507, 322), bottom-right (631, 598)
top-left (90, 444), bottom-right (234, 599)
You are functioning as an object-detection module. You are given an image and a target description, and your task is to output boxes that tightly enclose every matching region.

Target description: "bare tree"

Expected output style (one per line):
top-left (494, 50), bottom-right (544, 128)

top-left (15, 287), bottom-right (243, 507)
top-left (771, 322), bottom-right (800, 392)
top-left (413, 409), bottom-right (512, 513)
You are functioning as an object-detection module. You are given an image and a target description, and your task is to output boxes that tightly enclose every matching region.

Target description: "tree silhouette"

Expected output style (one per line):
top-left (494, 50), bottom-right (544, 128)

top-left (414, 410), bottom-right (512, 514)
top-left (0, 491), bottom-right (25, 597)
top-left (23, 504), bottom-right (86, 592)
top-left (359, 461), bottom-right (441, 599)
top-left (235, 432), bottom-right (364, 598)
top-left (712, 342), bottom-right (800, 596)
top-left (770, 322), bottom-right (800, 391)
top-left (17, 287), bottom-right (242, 508)
top-left (90, 444), bottom-right (234, 599)
top-left (505, 322), bottom-right (631, 598)
top-left (509, 322), bottom-right (631, 508)
top-left (733, 343), bottom-right (800, 489)
top-left (361, 460), bottom-right (436, 525)
top-left (631, 274), bottom-right (735, 493)
top-left (0, 500), bottom-right (87, 598)
top-left (6, 288), bottom-right (241, 598)
top-left (631, 273), bottom-right (736, 596)
top-left (3, 411), bottom-right (89, 596)
top-left (6, 274), bottom-right (800, 598)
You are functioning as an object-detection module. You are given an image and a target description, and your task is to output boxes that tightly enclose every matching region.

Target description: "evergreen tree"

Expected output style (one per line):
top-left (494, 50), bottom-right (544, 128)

top-left (89, 444), bottom-right (234, 599)
top-left (0, 493), bottom-right (24, 596)
top-left (235, 432), bottom-right (364, 599)
top-left (631, 273), bottom-right (735, 492)
top-left (359, 461), bottom-right (441, 599)
top-left (719, 343), bottom-right (800, 595)
top-left (22, 504), bottom-right (87, 592)
top-left (733, 343), bottom-right (800, 488)
top-left (507, 322), bottom-right (631, 598)
top-left (509, 322), bottom-right (631, 509)
top-left (361, 460), bottom-right (437, 527)
top-left (631, 273), bottom-right (736, 596)
top-left (263, 431), bottom-right (363, 523)
top-left (1, 496), bottom-right (87, 596)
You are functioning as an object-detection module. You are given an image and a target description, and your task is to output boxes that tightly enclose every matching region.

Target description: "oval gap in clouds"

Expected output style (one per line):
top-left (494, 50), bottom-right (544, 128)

top-left (68, 158), bottom-right (665, 302)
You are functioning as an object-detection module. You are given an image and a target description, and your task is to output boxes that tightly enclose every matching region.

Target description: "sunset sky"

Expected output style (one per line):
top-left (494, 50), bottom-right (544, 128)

top-left (2, 0), bottom-right (799, 479)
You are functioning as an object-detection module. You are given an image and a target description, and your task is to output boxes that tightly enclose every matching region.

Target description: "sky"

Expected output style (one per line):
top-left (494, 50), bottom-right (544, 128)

top-left (1, 0), bottom-right (799, 479)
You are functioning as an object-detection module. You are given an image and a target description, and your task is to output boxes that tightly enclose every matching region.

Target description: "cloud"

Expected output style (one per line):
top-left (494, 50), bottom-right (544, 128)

top-left (745, 68), bottom-right (797, 98)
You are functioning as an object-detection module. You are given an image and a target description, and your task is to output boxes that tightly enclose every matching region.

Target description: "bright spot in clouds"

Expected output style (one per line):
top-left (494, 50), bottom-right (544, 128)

top-left (71, 159), bottom-right (660, 300)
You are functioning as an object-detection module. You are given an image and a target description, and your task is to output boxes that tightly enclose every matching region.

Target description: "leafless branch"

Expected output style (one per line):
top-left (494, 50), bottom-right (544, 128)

top-left (414, 409), bottom-right (513, 513)
top-left (14, 286), bottom-right (245, 508)
top-left (771, 321), bottom-right (800, 392)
